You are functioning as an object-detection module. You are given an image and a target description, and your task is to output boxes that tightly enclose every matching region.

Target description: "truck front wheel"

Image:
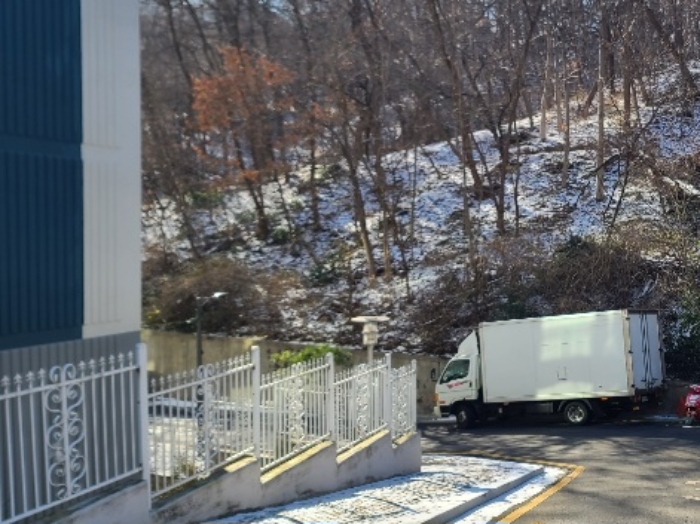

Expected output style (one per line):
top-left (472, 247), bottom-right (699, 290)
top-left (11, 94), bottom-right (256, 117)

top-left (455, 404), bottom-right (475, 430)
top-left (563, 401), bottom-right (591, 425)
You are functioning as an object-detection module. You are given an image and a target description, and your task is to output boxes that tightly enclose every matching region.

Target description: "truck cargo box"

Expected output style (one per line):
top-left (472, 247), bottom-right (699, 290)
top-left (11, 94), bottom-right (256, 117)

top-left (480, 310), bottom-right (662, 404)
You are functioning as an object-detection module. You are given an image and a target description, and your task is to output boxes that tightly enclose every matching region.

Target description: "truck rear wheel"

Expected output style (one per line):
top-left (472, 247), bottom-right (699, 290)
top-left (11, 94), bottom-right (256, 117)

top-left (455, 404), bottom-right (475, 430)
top-left (563, 401), bottom-right (591, 425)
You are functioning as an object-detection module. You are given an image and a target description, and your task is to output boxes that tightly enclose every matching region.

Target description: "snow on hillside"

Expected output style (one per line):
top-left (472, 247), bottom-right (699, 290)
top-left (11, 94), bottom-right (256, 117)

top-left (143, 67), bottom-right (700, 351)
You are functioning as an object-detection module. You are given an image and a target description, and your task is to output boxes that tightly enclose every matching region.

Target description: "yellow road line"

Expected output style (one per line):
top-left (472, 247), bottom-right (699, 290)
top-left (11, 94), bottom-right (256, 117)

top-left (423, 450), bottom-right (584, 523)
top-left (497, 464), bottom-right (585, 523)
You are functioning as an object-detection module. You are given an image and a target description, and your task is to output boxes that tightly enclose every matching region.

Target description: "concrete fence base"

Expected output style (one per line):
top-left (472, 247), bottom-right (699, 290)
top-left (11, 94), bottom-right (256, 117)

top-left (50, 430), bottom-right (421, 524)
top-left (152, 429), bottom-right (422, 524)
top-left (48, 481), bottom-right (151, 524)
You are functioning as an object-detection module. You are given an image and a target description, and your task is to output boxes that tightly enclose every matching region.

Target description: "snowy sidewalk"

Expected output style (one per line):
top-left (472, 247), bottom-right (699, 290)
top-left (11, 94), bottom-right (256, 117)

top-left (206, 455), bottom-right (569, 524)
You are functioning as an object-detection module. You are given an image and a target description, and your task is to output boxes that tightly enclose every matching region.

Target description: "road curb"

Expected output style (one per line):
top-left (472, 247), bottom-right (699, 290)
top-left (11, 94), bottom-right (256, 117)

top-left (497, 464), bottom-right (585, 523)
top-left (408, 465), bottom-right (545, 524)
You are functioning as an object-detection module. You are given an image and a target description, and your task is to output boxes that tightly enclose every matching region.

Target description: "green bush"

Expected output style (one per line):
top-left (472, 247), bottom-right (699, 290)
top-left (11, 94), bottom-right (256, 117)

top-left (191, 190), bottom-right (224, 209)
top-left (289, 199), bottom-right (305, 213)
top-left (271, 227), bottom-right (290, 245)
top-left (309, 262), bottom-right (339, 286)
top-left (234, 210), bottom-right (257, 226)
top-left (272, 344), bottom-right (353, 369)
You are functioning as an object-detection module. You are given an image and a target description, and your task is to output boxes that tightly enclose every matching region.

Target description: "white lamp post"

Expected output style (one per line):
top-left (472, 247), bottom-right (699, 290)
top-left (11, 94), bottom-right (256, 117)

top-left (351, 315), bottom-right (389, 365)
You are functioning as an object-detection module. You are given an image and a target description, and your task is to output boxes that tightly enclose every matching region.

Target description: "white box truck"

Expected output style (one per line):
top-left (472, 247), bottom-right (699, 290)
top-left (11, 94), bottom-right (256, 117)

top-left (434, 310), bottom-right (665, 427)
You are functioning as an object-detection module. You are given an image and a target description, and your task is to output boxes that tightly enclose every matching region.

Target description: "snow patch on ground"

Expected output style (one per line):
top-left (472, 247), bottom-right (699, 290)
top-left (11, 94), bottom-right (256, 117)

top-left (207, 455), bottom-right (567, 524)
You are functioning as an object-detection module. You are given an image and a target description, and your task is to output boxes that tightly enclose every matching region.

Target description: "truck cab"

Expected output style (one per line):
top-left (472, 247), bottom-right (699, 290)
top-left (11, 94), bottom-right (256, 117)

top-left (434, 333), bottom-right (481, 426)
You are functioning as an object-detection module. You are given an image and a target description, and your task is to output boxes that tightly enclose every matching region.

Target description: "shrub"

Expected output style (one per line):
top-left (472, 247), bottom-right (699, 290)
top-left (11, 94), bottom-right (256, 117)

top-left (288, 199), bottom-right (305, 213)
top-left (272, 344), bottom-right (353, 369)
top-left (308, 261), bottom-right (339, 286)
top-left (271, 227), bottom-right (290, 245)
top-left (408, 235), bottom-right (661, 354)
top-left (234, 210), bottom-right (257, 226)
top-left (191, 190), bottom-right (224, 209)
top-left (151, 256), bottom-right (282, 336)
top-left (534, 235), bottom-right (656, 313)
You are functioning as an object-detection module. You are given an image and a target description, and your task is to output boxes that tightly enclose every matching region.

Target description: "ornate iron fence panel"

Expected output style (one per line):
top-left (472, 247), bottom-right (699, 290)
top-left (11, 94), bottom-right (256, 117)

top-left (0, 350), bottom-right (143, 523)
top-left (391, 361), bottom-right (417, 439)
top-left (1, 341), bottom-right (419, 518)
top-left (147, 351), bottom-right (257, 500)
top-left (334, 358), bottom-right (390, 454)
top-left (258, 355), bottom-right (333, 472)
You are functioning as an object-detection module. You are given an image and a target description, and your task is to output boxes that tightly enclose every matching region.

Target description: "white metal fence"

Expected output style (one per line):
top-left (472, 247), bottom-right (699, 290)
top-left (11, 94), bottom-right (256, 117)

top-left (0, 349), bottom-right (146, 523)
top-left (258, 355), bottom-right (333, 471)
top-left (1, 343), bottom-right (417, 520)
top-left (391, 360), bottom-right (417, 437)
top-left (147, 347), bottom-right (417, 500)
top-left (335, 357), bottom-right (390, 453)
top-left (148, 352), bottom-right (257, 499)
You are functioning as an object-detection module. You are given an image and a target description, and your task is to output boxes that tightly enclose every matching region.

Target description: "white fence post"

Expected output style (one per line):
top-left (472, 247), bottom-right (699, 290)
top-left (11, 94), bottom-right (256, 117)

top-left (137, 343), bottom-right (151, 496)
top-left (383, 353), bottom-right (392, 438)
top-left (325, 353), bottom-right (335, 440)
top-left (251, 346), bottom-right (261, 459)
top-left (203, 373), bottom-right (212, 473)
top-left (411, 360), bottom-right (417, 431)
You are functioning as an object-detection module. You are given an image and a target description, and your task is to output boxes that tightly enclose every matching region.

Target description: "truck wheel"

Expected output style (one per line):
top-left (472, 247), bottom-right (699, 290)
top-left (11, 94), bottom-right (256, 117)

top-left (455, 404), bottom-right (475, 430)
top-left (563, 401), bottom-right (591, 425)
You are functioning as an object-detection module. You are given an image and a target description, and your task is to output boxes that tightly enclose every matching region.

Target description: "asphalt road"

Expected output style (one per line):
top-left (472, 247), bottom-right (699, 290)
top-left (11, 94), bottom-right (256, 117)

top-left (420, 416), bottom-right (700, 524)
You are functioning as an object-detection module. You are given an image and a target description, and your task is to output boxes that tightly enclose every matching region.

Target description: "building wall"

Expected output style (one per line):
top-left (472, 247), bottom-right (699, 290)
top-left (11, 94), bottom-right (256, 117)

top-left (0, 0), bottom-right (141, 370)
top-left (81, 0), bottom-right (141, 339)
top-left (0, 0), bottom-right (84, 351)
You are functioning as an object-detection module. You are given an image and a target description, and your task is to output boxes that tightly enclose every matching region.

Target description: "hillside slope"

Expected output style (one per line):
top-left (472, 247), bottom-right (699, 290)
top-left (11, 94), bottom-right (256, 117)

top-left (143, 68), bottom-right (700, 355)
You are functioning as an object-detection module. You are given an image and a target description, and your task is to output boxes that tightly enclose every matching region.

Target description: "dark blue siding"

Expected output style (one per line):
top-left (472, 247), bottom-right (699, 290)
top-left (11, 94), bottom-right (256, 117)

top-left (0, 0), bottom-right (83, 351)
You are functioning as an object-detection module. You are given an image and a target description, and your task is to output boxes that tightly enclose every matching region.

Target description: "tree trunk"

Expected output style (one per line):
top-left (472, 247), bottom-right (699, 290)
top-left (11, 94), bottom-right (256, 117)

top-left (540, 33), bottom-right (553, 141)
top-left (596, 5), bottom-right (606, 202)
top-left (563, 72), bottom-right (571, 187)
top-left (244, 178), bottom-right (270, 239)
top-left (636, 0), bottom-right (698, 97)
top-left (555, 52), bottom-right (563, 132)
top-left (427, 0), bottom-right (483, 201)
top-left (522, 88), bottom-right (535, 129)
top-left (348, 164), bottom-right (377, 282)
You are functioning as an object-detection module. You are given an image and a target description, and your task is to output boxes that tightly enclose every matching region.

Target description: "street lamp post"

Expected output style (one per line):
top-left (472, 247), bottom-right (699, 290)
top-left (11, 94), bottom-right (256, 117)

top-left (195, 291), bottom-right (228, 369)
top-left (193, 291), bottom-right (227, 469)
top-left (351, 315), bottom-right (389, 365)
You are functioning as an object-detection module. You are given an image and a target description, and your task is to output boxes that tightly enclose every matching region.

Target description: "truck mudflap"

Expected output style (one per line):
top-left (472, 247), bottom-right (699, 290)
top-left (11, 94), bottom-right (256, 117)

top-left (589, 399), bottom-right (609, 418)
top-left (589, 397), bottom-right (635, 419)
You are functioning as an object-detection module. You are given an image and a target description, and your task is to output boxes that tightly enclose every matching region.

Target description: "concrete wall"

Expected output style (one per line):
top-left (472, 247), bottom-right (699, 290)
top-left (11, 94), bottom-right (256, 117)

top-left (142, 330), bottom-right (450, 414)
top-left (47, 429), bottom-right (421, 524)
top-left (151, 430), bottom-right (422, 524)
top-left (51, 481), bottom-right (150, 524)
